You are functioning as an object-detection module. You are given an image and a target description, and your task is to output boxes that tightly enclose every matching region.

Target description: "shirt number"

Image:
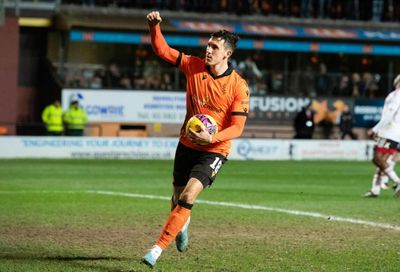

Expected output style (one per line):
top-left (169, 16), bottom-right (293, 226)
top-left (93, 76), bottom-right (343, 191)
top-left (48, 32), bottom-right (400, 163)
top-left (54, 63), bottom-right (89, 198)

top-left (210, 157), bottom-right (223, 174)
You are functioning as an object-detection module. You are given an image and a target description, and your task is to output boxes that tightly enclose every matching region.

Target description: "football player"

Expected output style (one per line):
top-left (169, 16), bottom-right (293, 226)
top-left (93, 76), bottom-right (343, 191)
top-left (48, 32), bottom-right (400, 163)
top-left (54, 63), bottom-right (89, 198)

top-left (364, 74), bottom-right (400, 198)
top-left (142, 11), bottom-right (249, 268)
top-left (364, 153), bottom-right (399, 197)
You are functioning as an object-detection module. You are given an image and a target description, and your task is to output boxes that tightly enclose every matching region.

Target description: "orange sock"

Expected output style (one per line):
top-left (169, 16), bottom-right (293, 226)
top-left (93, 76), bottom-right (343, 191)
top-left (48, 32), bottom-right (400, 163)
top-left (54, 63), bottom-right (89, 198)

top-left (155, 204), bottom-right (191, 250)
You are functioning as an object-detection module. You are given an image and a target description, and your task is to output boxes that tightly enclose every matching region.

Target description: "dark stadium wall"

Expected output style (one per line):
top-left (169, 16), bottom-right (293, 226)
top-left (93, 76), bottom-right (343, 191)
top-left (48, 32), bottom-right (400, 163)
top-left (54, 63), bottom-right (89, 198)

top-left (67, 42), bottom-right (126, 64)
top-left (16, 86), bottom-right (36, 122)
top-left (19, 27), bottom-right (55, 125)
top-left (0, 17), bottom-right (18, 135)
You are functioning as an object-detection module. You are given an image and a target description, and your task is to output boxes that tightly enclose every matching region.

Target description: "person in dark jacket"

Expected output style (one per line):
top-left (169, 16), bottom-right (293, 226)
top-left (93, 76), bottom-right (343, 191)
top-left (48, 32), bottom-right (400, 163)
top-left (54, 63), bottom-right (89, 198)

top-left (339, 104), bottom-right (358, 140)
top-left (294, 102), bottom-right (315, 139)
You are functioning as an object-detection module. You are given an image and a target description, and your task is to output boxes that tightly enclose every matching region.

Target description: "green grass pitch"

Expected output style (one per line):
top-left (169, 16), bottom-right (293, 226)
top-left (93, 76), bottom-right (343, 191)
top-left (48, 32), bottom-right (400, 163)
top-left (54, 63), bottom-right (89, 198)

top-left (0, 159), bottom-right (400, 271)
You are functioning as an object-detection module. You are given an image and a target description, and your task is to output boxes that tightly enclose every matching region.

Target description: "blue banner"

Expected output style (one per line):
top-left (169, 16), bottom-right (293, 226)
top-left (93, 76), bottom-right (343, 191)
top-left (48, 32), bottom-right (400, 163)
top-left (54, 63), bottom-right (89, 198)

top-left (353, 99), bottom-right (384, 128)
top-left (70, 30), bottom-right (400, 56)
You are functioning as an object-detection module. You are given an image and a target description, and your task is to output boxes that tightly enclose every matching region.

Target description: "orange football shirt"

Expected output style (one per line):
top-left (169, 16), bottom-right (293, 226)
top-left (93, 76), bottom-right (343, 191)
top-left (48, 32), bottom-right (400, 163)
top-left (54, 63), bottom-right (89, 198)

top-left (150, 24), bottom-right (249, 157)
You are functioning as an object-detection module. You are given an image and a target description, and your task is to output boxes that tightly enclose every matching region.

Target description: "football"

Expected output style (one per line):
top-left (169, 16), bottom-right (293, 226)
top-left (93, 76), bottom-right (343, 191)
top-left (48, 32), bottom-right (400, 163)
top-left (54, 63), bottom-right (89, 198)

top-left (185, 114), bottom-right (218, 135)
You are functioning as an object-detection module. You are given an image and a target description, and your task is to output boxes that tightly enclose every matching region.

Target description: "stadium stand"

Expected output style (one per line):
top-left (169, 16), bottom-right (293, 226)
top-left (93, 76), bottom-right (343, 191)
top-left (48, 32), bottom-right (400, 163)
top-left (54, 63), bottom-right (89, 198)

top-left (61, 1), bottom-right (400, 23)
top-left (0, 0), bottom-right (398, 138)
top-left (49, 1), bottom-right (398, 97)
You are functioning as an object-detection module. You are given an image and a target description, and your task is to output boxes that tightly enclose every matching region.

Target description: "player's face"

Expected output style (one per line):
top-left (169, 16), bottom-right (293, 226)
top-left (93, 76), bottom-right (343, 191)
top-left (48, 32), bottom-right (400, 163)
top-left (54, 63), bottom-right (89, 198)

top-left (205, 37), bottom-right (232, 66)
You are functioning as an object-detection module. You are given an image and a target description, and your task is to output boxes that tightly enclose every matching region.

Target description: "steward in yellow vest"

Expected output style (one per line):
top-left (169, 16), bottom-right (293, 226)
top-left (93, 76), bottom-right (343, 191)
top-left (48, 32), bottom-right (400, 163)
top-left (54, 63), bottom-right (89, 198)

top-left (63, 100), bottom-right (87, 136)
top-left (41, 100), bottom-right (63, 136)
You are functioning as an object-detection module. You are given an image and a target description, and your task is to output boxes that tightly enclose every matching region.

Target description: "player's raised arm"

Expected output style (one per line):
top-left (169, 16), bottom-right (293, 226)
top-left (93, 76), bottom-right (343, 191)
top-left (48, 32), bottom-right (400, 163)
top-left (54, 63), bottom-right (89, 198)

top-left (146, 11), bottom-right (180, 65)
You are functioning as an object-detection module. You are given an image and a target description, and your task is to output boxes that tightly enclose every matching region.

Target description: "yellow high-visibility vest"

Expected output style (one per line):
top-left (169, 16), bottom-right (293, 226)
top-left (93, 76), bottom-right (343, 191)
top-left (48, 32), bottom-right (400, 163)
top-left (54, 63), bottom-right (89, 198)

top-left (41, 104), bottom-right (63, 133)
top-left (63, 107), bottom-right (87, 130)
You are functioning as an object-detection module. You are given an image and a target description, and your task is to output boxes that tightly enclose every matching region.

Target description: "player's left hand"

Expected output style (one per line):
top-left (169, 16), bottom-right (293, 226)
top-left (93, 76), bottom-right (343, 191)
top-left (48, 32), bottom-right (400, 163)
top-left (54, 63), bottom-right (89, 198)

top-left (187, 127), bottom-right (212, 145)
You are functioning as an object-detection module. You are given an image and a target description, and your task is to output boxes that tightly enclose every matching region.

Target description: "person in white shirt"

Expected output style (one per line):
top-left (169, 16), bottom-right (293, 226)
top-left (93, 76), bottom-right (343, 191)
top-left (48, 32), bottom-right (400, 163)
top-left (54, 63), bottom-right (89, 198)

top-left (365, 153), bottom-right (399, 197)
top-left (364, 74), bottom-right (400, 197)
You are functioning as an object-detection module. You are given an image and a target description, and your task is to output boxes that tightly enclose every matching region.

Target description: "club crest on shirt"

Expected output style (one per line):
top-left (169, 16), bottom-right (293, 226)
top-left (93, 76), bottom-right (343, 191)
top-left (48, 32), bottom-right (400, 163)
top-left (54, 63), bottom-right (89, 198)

top-left (222, 84), bottom-right (227, 94)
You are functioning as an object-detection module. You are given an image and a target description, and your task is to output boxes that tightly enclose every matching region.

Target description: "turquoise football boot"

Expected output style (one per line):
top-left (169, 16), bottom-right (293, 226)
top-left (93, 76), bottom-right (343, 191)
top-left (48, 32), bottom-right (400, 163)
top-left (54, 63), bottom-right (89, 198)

top-left (142, 245), bottom-right (162, 268)
top-left (175, 217), bottom-right (190, 252)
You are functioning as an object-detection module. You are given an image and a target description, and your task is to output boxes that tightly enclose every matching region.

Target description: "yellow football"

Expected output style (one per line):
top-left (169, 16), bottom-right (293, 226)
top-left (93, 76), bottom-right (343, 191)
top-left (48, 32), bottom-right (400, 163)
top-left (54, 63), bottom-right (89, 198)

top-left (185, 114), bottom-right (218, 135)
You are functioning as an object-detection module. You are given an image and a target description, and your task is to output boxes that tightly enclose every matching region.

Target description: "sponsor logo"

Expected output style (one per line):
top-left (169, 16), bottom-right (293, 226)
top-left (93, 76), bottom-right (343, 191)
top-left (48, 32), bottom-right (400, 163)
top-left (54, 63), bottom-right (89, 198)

top-left (191, 94), bottom-right (222, 113)
top-left (250, 96), bottom-right (310, 112)
top-left (85, 105), bottom-right (125, 116)
top-left (237, 140), bottom-right (279, 159)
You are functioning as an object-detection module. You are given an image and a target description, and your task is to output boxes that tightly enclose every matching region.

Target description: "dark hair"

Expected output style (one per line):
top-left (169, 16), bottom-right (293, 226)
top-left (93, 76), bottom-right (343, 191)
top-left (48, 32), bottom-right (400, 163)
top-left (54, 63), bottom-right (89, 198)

top-left (210, 29), bottom-right (240, 52)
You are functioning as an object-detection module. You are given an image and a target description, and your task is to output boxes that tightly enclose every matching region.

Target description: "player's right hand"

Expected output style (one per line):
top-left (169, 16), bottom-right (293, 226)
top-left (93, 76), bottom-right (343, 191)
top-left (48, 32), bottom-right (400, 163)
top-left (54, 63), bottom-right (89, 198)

top-left (147, 11), bottom-right (162, 26)
top-left (367, 129), bottom-right (378, 140)
top-left (186, 127), bottom-right (212, 146)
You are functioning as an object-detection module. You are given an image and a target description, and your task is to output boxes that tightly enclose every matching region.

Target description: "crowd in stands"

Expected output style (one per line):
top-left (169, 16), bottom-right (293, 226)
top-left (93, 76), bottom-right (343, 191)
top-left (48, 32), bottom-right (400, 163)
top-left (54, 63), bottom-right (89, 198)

top-left (63, 60), bottom-right (174, 91)
top-left (58, 0), bottom-right (393, 97)
top-left (63, 0), bottom-right (400, 22)
top-left (60, 53), bottom-right (385, 99)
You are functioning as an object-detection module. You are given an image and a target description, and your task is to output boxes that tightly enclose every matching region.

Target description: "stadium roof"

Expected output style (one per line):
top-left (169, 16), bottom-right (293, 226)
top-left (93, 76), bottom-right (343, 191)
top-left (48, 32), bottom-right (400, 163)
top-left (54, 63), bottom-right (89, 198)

top-left (55, 4), bottom-right (400, 34)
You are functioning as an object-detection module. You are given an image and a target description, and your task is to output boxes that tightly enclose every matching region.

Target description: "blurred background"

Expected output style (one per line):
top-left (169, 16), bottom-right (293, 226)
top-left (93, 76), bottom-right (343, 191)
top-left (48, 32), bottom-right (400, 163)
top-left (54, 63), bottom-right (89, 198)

top-left (0, 0), bottom-right (399, 140)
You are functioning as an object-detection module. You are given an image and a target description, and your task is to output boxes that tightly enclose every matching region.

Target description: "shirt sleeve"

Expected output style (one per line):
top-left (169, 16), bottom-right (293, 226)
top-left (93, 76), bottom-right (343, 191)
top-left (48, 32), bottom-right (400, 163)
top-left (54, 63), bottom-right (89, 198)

top-left (149, 24), bottom-right (180, 65)
top-left (212, 80), bottom-right (249, 143)
top-left (372, 93), bottom-right (397, 133)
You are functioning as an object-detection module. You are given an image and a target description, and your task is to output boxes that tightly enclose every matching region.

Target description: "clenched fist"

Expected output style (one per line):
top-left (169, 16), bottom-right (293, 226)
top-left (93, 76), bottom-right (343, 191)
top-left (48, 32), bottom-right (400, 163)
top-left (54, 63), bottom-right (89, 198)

top-left (147, 11), bottom-right (162, 26)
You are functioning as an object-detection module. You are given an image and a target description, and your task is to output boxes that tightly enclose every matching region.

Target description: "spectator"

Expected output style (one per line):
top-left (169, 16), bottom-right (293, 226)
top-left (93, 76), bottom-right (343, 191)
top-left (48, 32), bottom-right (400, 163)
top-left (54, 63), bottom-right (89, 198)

top-left (339, 104), bottom-right (358, 139)
top-left (345, 0), bottom-right (360, 20)
top-left (351, 72), bottom-right (362, 97)
top-left (41, 100), bottom-right (63, 136)
top-left (65, 68), bottom-right (84, 88)
top-left (294, 102), bottom-right (315, 139)
top-left (332, 74), bottom-right (351, 97)
top-left (384, 0), bottom-right (396, 21)
top-left (90, 76), bottom-right (103, 89)
top-left (160, 71), bottom-right (173, 90)
top-left (143, 59), bottom-right (162, 89)
top-left (331, 0), bottom-right (346, 19)
top-left (83, 0), bottom-right (95, 6)
top-left (271, 71), bottom-right (284, 93)
top-left (120, 74), bottom-right (133, 89)
top-left (319, 111), bottom-right (335, 139)
top-left (300, 0), bottom-right (313, 18)
top-left (81, 68), bottom-right (95, 88)
top-left (63, 100), bottom-right (87, 136)
top-left (238, 56), bottom-right (262, 94)
top-left (300, 65), bottom-right (315, 97)
top-left (362, 72), bottom-right (379, 98)
top-left (372, 0), bottom-right (384, 21)
top-left (315, 63), bottom-right (330, 96)
top-left (105, 62), bottom-right (123, 88)
top-left (230, 57), bottom-right (239, 71)
top-left (132, 57), bottom-right (146, 89)
top-left (318, 0), bottom-right (332, 18)
top-left (91, 68), bottom-right (105, 89)
top-left (63, 0), bottom-right (400, 23)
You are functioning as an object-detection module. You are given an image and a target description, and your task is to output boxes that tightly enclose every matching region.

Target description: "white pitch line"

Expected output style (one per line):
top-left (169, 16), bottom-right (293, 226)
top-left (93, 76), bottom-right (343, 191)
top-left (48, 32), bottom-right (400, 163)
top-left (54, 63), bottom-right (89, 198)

top-left (88, 190), bottom-right (400, 232)
top-left (2, 189), bottom-right (400, 232)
